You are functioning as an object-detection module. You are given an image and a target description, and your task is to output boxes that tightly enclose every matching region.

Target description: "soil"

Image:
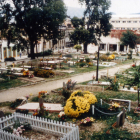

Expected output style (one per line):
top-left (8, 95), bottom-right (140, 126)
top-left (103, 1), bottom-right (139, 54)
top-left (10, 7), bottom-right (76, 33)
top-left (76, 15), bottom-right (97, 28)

top-left (22, 130), bottom-right (60, 140)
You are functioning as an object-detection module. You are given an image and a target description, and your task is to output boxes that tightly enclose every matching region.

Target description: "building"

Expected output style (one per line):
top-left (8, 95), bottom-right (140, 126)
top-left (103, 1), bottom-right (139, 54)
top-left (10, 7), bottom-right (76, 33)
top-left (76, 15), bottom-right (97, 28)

top-left (88, 15), bottom-right (140, 54)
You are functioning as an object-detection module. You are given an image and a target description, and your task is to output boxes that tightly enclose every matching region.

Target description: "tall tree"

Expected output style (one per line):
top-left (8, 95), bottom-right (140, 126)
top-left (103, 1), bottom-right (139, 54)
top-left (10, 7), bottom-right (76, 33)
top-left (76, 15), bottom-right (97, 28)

top-left (0, 0), bottom-right (66, 59)
top-left (70, 0), bottom-right (112, 54)
top-left (120, 30), bottom-right (139, 50)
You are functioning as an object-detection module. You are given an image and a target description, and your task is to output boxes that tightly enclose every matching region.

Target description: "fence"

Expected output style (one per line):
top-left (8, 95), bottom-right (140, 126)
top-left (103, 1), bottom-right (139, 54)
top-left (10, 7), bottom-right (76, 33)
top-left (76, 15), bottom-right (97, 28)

top-left (0, 113), bottom-right (79, 140)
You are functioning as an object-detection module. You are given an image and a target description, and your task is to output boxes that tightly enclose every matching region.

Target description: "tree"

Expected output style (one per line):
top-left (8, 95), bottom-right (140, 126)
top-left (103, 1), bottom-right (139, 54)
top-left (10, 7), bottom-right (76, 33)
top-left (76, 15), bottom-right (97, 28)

top-left (74, 44), bottom-right (82, 52)
top-left (70, 0), bottom-right (112, 54)
top-left (0, 0), bottom-right (66, 59)
top-left (120, 30), bottom-right (139, 50)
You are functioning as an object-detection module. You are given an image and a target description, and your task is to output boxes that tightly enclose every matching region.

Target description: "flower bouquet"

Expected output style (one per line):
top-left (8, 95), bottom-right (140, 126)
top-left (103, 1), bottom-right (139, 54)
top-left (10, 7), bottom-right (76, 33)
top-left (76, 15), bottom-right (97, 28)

top-left (80, 117), bottom-right (95, 126)
top-left (110, 102), bottom-right (120, 111)
top-left (58, 111), bottom-right (65, 121)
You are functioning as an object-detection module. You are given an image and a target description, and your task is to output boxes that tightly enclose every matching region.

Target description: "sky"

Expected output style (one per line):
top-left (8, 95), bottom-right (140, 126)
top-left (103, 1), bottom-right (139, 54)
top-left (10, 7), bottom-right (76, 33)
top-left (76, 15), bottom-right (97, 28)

top-left (64, 0), bottom-right (140, 15)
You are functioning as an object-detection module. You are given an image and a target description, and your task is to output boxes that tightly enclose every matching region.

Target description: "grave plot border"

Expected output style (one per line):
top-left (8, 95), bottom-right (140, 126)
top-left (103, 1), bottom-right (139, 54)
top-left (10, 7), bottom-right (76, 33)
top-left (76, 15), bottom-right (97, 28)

top-left (0, 113), bottom-right (79, 140)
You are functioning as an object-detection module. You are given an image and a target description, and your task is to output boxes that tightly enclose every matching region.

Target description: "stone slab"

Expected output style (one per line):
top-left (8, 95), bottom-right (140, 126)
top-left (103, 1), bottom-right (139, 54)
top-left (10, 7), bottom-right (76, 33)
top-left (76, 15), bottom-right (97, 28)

top-left (17, 103), bottom-right (63, 113)
top-left (56, 70), bottom-right (75, 73)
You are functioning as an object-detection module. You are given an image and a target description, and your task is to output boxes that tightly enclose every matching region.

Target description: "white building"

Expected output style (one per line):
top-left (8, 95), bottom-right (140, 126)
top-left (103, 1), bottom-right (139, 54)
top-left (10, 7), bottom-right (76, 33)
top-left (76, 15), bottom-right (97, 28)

top-left (88, 15), bottom-right (140, 54)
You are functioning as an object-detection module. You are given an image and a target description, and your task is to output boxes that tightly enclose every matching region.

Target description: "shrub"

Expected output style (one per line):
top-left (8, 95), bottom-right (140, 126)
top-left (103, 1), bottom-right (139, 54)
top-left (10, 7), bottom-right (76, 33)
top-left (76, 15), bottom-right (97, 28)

top-left (79, 62), bottom-right (86, 67)
top-left (10, 99), bottom-right (23, 109)
top-left (5, 57), bottom-right (16, 61)
top-left (33, 69), bottom-right (55, 78)
top-left (100, 54), bottom-right (108, 61)
top-left (85, 58), bottom-right (90, 63)
top-left (31, 96), bottom-right (39, 102)
top-left (62, 89), bottom-right (72, 100)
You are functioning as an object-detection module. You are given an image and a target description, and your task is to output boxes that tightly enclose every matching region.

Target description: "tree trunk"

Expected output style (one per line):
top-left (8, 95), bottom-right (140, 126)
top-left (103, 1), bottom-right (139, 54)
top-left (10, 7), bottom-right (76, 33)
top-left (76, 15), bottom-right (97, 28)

top-left (30, 41), bottom-right (35, 59)
top-left (83, 43), bottom-right (88, 54)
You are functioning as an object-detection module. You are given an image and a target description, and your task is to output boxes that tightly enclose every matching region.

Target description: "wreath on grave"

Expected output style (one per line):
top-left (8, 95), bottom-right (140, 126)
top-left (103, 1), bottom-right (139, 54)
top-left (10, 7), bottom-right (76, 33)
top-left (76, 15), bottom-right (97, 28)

top-left (64, 90), bottom-right (97, 118)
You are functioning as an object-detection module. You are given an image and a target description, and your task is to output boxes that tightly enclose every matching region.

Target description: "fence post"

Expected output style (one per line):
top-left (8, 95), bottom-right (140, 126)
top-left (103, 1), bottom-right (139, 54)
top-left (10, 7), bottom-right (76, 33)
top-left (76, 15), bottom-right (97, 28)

top-left (128, 101), bottom-right (131, 111)
top-left (100, 99), bottom-right (102, 106)
top-left (92, 105), bottom-right (95, 115)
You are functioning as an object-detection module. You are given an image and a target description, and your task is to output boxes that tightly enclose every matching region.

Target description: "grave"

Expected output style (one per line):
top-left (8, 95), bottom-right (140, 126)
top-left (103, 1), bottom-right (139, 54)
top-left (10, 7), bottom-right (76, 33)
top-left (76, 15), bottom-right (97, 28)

top-left (18, 76), bottom-right (45, 83)
top-left (17, 103), bottom-right (64, 113)
top-left (55, 70), bottom-right (75, 74)
top-left (88, 81), bottom-right (110, 86)
top-left (94, 62), bottom-right (117, 67)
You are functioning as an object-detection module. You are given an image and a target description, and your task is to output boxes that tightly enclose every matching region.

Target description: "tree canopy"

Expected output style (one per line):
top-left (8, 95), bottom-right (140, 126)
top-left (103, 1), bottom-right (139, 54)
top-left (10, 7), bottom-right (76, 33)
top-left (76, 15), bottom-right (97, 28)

top-left (0, 0), bottom-right (67, 59)
top-left (120, 30), bottom-right (139, 49)
top-left (70, 0), bottom-right (112, 53)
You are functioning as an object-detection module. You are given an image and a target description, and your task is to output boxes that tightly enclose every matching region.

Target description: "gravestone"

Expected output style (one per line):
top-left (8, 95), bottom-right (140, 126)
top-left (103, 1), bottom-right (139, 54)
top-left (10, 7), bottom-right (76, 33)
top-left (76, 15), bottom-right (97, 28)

top-left (116, 109), bottom-right (125, 127)
top-left (0, 111), bottom-right (4, 118)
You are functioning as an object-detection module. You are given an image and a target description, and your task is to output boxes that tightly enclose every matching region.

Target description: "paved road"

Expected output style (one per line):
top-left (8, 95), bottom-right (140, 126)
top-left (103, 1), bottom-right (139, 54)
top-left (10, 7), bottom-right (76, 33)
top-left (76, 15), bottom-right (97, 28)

top-left (0, 61), bottom-right (139, 103)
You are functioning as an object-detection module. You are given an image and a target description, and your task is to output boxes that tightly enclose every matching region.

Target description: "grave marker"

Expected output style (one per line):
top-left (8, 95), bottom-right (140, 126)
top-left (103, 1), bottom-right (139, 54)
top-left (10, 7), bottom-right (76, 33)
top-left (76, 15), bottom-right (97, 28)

top-left (116, 109), bottom-right (125, 127)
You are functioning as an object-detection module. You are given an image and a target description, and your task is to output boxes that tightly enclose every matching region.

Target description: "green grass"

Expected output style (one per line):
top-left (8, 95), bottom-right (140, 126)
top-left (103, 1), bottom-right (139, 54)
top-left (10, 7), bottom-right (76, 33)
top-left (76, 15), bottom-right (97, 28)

top-left (94, 90), bottom-right (138, 101)
top-left (0, 79), bottom-right (29, 90)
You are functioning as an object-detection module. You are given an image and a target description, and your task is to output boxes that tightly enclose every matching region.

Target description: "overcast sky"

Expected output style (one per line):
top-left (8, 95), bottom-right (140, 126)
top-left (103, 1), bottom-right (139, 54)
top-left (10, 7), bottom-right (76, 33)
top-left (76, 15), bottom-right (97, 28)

top-left (64, 0), bottom-right (140, 15)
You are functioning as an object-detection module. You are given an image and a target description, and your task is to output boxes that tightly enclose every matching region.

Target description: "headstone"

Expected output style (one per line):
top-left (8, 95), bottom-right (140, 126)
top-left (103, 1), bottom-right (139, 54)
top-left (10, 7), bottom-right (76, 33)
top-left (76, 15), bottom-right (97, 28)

top-left (0, 111), bottom-right (4, 118)
top-left (116, 109), bottom-right (125, 127)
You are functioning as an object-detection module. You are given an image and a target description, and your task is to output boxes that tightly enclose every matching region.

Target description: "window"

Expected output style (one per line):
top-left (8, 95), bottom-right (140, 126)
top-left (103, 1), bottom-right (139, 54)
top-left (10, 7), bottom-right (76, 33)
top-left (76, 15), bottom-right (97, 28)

top-left (127, 28), bottom-right (131, 30)
top-left (138, 28), bottom-right (140, 30)
top-left (116, 28), bottom-right (120, 30)
top-left (133, 28), bottom-right (137, 30)
top-left (67, 24), bottom-right (71, 28)
top-left (111, 21), bottom-right (115, 23)
top-left (133, 21), bottom-right (137, 23)
top-left (121, 28), bottom-right (125, 30)
top-left (116, 21), bottom-right (120, 23)
top-left (122, 21), bottom-right (126, 23)
top-left (127, 21), bottom-right (131, 23)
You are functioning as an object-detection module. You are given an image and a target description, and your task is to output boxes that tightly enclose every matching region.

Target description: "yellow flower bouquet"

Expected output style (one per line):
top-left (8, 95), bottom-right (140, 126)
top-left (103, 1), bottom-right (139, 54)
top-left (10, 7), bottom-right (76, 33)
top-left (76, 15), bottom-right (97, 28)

top-left (64, 90), bottom-right (97, 118)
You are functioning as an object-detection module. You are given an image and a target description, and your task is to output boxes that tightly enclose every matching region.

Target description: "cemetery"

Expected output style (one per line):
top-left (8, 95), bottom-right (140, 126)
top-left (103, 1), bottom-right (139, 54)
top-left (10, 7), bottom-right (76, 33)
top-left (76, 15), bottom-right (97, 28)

top-left (1, 70), bottom-right (140, 140)
top-left (0, 53), bottom-right (140, 139)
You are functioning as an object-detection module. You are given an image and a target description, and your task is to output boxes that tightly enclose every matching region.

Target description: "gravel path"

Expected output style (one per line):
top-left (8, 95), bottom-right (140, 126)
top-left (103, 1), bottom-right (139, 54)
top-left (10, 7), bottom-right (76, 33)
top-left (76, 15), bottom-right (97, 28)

top-left (0, 62), bottom-right (139, 103)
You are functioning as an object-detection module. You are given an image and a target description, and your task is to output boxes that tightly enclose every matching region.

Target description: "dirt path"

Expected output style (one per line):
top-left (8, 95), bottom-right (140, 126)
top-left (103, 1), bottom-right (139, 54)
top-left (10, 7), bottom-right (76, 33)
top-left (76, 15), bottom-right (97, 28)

top-left (0, 62), bottom-right (139, 103)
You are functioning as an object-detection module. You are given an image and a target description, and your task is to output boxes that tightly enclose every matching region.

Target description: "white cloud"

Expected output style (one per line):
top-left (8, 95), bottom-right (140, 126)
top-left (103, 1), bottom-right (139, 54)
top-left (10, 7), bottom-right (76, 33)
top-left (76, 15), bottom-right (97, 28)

top-left (63, 0), bottom-right (140, 15)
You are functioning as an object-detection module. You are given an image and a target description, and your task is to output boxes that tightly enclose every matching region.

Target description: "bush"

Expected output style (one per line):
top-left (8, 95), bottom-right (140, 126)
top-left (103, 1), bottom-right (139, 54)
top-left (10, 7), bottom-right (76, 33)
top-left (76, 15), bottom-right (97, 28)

top-left (10, 99), bottom-right (23, 109)
top-left (85, 58), bottom-right (90, 63)
top-left (79, 62), bottom-right (86, 67)
top-left (5, 57), bottom-right (16, 61)
top-left (33, 68), bottom-right (55, 78)
top-left (28, 49), bottom-right (52, 57)
top-left (31, 96), bottom-right (39, 102)
top-left (16, 109), bottom-right (29, 114)
top-left (100, 54), bottom-right (108, 61)
top-left (62, 89), bottom-right (72, 100)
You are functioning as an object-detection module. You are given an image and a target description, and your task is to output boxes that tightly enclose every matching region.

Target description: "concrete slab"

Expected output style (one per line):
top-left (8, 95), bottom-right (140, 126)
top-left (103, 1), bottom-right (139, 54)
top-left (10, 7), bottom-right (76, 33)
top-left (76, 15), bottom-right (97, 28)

top-left (17, 103), bottom-right (64, 112)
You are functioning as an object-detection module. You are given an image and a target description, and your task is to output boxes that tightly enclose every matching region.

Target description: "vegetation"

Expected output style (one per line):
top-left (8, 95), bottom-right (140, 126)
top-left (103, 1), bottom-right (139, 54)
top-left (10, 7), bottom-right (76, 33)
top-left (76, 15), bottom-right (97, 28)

top-left (74, 45), bottom-right (82, 52)
top-left (34, 69), bottom-right (55, 78)
top-left (70, 0), bottom-right (112, 53)
top-left (0, 0), bottom-right (66, 59)
top-left (120, 30), bottom-right (139, 51)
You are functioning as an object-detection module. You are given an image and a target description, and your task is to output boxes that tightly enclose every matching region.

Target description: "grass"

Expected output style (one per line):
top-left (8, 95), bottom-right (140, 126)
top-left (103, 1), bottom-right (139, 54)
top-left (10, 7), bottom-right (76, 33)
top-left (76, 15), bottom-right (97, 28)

top-left (94, 90), bottom-right (138, 101)
top-left (0, 79), bottom-right (29, 90)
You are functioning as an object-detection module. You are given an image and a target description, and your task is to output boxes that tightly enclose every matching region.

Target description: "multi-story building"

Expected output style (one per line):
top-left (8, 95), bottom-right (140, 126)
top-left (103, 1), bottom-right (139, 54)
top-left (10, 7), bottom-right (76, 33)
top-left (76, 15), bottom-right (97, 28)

top-left (88, 15), bottom-right (140, 54)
